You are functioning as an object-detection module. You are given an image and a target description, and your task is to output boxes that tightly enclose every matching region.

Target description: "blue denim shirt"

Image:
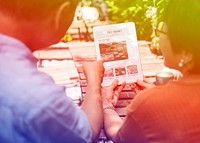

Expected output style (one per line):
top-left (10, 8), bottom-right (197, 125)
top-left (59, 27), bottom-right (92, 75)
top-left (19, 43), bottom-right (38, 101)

top-left (0, 34), bottom-right (92, 143)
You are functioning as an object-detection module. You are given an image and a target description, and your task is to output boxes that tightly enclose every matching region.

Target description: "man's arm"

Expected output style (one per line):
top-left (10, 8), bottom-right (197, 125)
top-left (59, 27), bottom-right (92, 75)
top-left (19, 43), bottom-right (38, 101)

top-left (81, 60), bottom-right (104, 142)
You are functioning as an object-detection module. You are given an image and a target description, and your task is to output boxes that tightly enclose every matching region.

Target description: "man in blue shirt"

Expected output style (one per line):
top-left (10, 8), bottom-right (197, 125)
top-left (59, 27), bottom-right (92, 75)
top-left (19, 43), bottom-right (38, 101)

top-left (0, 0), bottom-right (104, 142)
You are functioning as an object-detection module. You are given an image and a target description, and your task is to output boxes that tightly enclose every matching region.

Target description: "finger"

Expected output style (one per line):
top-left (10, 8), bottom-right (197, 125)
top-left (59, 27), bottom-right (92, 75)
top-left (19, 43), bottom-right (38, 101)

top-left (131, 82), bottom-right (142, 89)
top-left (131, 84), bottom-right (141, 94)
top-left (112, 94), bottom-right (119, 106)
top-left (112, 81), bottom-right (126, 96)
top-left (136, 80), bottom-right (150, 88)
top-left (143, 77), bottom-right (152, 84)
top-left (130, 83), bottom-right (136, 89)
top-left (121, 81), bottom-right (126, 87)
top-left (116, 81), bottom-right (126, 93)
top-left (129, 82), bottom-right (135, 86)
top-left (134, 88), bottom-right (140, 94)
top-left (112, 82), bottom-right (126, 100)
top-left (113, 89), bottom-right (120, 98)
top-left (96, 59), bottom-right (104, 65)
top-left (98, 58), bottom-right (105, 63)
top-left (110, 79), bottom-right (119, 90)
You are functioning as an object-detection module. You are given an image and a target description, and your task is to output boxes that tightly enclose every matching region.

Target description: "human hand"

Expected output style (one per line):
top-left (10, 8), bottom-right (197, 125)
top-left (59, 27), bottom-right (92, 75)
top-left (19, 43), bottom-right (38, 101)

top-left (82, 59), bottom-right (104, 85)
top-left (101, 79), bottom-right (126, 107)
top-left (130, 77), bottom-right (156, 94)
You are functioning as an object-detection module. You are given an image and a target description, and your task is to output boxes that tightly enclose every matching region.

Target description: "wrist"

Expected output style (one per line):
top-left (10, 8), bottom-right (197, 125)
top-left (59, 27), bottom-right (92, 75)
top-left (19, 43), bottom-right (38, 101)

top-left (103, 103), bottom-right (115, 111)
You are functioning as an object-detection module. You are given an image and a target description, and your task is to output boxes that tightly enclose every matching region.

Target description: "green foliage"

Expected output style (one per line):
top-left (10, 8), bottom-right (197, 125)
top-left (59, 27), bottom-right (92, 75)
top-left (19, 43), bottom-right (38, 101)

top-left (105, 0), bottom-right (168, 40)
top-left (79, 0), bottom-right (93, 7)
top-left (156, 0), bottom-right (169, 22)
top-left (61, 34), bottom-right (72, 42)
top-left (78, 0), bottom-right (168, 40)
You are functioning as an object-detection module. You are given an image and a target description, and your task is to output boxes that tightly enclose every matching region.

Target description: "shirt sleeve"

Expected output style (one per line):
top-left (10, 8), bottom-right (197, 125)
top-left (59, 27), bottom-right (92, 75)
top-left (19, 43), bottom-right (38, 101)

top-left (115, 90), bottom-right (152, 143)
top-left (18, 72), bottom-right (92, 143)
top-left (1, 36), bottom-right (92, 143)
top-left (115, 87), bottom-right (167, 143)
top-left (116, 114), bottom-right (147, 143)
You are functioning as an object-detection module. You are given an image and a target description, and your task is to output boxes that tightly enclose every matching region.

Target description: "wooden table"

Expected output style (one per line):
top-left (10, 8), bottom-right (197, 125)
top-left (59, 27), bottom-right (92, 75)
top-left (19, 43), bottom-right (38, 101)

top-left (35, 41), bottom-right (165, 142)
top-left (33, 39), bottom-right (185, 143)
top-left (34, 41), bottom-right (164, 143)
top-left (33, 43), bottom-right (82, 106)
top-left (67, 41), bottom-right (165, 142)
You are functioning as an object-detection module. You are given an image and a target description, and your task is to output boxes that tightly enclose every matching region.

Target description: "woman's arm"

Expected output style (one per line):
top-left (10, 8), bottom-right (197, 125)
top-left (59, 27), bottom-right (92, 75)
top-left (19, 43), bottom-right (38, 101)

top-left (102, 80), bottom-right (126, 142)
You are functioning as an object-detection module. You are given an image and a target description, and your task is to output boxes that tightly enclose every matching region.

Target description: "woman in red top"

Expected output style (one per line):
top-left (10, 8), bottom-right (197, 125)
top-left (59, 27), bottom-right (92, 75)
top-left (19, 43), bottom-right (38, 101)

top-left (102, 0), bottom-right (200, 142)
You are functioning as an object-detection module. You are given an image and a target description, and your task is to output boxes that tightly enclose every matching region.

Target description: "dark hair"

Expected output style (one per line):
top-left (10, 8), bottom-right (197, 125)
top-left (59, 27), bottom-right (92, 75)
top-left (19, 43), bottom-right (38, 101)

top-left (0, 0), bottom-right (79, 20)
top-left (164, 0), bottom-right (200, 73)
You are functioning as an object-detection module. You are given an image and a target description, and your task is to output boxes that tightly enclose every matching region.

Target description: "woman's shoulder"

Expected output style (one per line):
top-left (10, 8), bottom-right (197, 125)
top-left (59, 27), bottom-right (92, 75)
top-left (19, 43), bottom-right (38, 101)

top-left (127, 80), bottom-right (200, 112)
top-left (127, 82), bottom-right (178, 111)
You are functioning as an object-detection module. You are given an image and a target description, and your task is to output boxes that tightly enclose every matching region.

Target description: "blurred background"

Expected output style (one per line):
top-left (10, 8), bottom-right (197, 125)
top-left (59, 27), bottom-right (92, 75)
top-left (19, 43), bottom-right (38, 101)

top-left (63, 0), bottom-right (169, 55)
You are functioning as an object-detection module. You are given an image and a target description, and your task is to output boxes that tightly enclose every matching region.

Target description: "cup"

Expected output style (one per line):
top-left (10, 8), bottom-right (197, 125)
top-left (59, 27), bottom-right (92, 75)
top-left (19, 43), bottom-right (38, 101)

top-left (155, 71), bottom-right (174, 85)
